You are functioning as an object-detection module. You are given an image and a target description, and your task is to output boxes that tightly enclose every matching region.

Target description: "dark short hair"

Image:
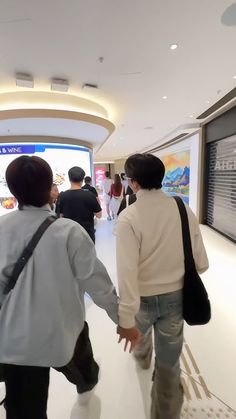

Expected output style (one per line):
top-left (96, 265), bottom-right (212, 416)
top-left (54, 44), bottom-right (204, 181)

top-left (125, 154), bottom-right (165, 190)
top-left (84, 176), bottom-right (91, 183)
top-left (68, 166), bottom-right (85, 183)
top-left (6, 155), bottom-right (53, 207)
top-left (120, 172), bottom-right (125, 180)
top-left (105, 171), bottom-right (110, 178)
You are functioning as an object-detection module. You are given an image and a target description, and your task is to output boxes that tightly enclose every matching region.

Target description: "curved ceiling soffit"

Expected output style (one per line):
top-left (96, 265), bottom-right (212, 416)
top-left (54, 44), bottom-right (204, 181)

top-left (0, 92), bottom-right (116, 149)
top-left (0, 91), bottom-right (109, 119)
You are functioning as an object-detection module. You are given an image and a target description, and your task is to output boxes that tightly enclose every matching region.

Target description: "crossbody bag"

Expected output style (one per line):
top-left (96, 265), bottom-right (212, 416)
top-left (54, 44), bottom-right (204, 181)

top-left (173, 196), bottom-right (211, 325)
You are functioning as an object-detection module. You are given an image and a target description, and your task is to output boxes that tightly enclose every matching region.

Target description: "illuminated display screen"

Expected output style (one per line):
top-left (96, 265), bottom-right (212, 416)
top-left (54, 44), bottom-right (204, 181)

top-left (0, 143), bottom-right (92, 216)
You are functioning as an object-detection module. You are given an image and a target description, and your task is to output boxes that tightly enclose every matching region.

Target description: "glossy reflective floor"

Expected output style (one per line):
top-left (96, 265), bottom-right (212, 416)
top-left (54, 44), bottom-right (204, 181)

top-left (0, 220), bottom-right (235, 418)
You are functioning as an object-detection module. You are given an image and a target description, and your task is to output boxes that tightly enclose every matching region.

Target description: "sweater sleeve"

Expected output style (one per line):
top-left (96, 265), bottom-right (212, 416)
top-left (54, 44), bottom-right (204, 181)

top-left (68, 224), bottom-right (119, 324)
top-left (187, 207), bottom-right (209, 274)
top-left (116, 216), bottom-right (140, 328)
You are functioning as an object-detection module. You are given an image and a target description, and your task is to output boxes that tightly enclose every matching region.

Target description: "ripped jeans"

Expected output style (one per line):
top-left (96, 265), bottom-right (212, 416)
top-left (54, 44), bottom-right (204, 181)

top-left (135, 289), bottom-right (184, 419)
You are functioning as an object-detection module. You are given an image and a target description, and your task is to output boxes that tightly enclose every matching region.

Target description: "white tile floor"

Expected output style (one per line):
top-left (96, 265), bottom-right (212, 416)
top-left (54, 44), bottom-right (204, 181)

top-left (0, 220), bottom-right (235, 418)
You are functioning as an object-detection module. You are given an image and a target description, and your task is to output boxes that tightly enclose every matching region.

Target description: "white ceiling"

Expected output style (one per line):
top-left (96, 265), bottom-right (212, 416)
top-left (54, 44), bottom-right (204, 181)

top-left (0, 0), bottom-right (235, 160)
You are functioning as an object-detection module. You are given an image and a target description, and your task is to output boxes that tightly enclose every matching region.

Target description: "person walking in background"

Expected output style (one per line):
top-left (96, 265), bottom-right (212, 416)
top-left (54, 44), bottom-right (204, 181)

top-left (120, 173), bottom-right (128, 195)
top-left (117, 189), bottom-right (136, 217)
top-left (116, 153), bottom-right (209, 419)
top-left (49, 183), bottom-right (59, 214)
top-left (110, 174), bottom-right (124, 219)
top-left (101, 171), bottom-right (112, 220)
top-left (0, 156), bottom-right (119, 419)
top-left (82, 176), bottom-right (99, 200)
top-left (59, 167), bottom-right (102, 243)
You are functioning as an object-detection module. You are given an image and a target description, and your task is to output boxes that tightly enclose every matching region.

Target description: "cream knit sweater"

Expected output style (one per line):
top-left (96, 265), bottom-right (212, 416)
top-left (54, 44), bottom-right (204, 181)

top-left (116, 189), bottom-right (209, 328)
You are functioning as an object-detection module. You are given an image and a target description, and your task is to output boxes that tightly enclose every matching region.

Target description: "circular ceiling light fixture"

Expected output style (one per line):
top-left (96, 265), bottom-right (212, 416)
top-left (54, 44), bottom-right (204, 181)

top-left (162, 96), bottom-right (167, 99)
top-left (221, 2), bottom-right (236, 26)
top-left (170, 44), bottom-right (178, 50)
top-left (233, 75), bottom-right (236, 79)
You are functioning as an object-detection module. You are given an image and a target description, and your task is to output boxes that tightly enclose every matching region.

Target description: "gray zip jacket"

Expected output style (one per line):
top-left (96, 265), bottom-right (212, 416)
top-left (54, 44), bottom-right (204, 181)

top-left (0, 205), bottom-right (118, 367)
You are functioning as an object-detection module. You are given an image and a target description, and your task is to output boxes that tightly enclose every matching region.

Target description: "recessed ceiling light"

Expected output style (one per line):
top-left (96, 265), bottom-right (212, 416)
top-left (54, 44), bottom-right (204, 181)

top-left (170, 44), bottom-right (178, 50)
top-left (233, 75), bottom-right (236, 79)
top-left (189, 115), bottom-right (194, 118)
top-left (51, 78), bottom-right (69, 92)
top-left (82, 83), bottom-right (98, 90)
top-left (206, 100), bottom-right (210, 104)
top-left (16, 73), bottom-right (34, 88)
top-left (162, 96), bottom-right (167, 99)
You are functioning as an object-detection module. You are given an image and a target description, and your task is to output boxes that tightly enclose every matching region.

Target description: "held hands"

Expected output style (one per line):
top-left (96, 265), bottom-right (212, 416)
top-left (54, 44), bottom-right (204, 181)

top-left (117, 325), bottom-right (141, 353)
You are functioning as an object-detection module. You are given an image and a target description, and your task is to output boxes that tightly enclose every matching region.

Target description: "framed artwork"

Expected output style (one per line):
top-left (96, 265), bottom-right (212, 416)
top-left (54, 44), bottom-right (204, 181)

top-left (161, 150), bottom-right (190, 204)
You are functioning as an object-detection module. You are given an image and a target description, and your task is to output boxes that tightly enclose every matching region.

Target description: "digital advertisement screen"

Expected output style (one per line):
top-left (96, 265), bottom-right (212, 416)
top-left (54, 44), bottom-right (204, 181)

top-left (0, 143), bottom-right (92, 216)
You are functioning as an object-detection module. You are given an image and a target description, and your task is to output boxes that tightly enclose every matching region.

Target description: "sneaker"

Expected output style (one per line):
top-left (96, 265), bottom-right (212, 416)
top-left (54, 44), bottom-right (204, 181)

top-left (107, 216), bottom-right (112, 221)
top-left (77, 361), bottom-right (101, 406)
top-left (78, 388), bottom-right (95, 406)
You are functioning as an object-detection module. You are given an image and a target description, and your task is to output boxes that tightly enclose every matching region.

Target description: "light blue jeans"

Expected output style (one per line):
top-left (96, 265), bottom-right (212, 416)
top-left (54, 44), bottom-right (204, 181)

top-left (135, 289), bottom-right (184, 419)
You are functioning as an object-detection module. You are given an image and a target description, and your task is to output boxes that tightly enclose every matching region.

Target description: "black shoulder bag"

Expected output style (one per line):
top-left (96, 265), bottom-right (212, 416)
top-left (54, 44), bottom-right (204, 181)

top-left (173, 196), bottom-right (211, 326)
top-left (0, 215), bottom-right (57, 388)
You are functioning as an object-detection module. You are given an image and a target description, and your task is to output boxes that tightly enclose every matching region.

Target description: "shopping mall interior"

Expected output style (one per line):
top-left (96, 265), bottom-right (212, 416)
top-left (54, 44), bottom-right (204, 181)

top-left (0, 1), bottom-right (236, 418)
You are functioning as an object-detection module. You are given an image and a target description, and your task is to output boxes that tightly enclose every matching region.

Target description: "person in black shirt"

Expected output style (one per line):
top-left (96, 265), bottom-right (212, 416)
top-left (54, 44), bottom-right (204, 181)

top-left (59, 167), bottom-right (102, 243)
top-left (82, 176), bottom-right (98, 197)
top-left (117, 193), bottom-right (137, 216)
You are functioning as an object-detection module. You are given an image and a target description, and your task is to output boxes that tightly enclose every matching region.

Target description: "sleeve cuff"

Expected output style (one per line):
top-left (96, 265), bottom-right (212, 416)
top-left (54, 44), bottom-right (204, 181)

top-left (118, 316), bottom-right (136, 329)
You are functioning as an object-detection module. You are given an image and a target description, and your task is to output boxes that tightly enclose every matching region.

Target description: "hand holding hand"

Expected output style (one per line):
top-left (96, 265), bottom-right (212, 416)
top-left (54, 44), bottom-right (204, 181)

top-left (117, 325), bottom-right (141, 353)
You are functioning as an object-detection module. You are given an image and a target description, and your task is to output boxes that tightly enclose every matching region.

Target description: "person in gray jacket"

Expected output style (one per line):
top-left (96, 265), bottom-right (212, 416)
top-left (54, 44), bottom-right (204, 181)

top-left (0, 155), bottom-right (119, 419)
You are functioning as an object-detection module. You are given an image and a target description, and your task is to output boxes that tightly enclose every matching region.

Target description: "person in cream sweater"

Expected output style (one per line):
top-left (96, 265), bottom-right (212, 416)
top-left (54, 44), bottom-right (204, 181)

top-left (116, 153), bottom-right (209, 419)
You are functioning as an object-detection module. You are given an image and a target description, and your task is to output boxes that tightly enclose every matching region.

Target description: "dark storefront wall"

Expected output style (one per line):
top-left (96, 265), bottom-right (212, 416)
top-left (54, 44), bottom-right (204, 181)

top-left (205, 106), bottom-right (236, 242)
top-left (206, 135), bottom-right (236, 241)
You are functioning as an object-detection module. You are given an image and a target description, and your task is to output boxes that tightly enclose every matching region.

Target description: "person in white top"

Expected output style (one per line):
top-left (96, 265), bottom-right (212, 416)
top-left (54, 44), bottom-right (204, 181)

top-left (116, 153), bottom-right (209, 419)
top-left (109, 174), bottom-right (124, 219)
top-left (49, 182), bottom-right (59, 213)
top-left (101, 171), bottom-right (112, 220)
top-left (0, 156), bottom-right (118, 418)
top-left (120, 173), bottom-right (128, 194)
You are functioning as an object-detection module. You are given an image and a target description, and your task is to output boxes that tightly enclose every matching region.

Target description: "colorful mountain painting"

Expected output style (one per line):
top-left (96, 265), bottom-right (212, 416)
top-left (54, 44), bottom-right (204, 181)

top-left (161, 151), bottom-right (190, 204)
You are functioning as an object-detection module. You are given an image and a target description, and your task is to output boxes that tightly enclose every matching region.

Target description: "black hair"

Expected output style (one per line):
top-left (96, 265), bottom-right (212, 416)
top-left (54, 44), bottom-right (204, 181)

top-left (124, 153), bottom-right (165, 190)
top-left (120, 173), bottom-right (125, 180)
top-left (68, 166), bottom-right (85, 183)
top-left (84, 176), bottom-right (92, 184)
top-left (6, 155), bottom-right (53, 207)
top-left (105, 171), bottom-right (110, 178)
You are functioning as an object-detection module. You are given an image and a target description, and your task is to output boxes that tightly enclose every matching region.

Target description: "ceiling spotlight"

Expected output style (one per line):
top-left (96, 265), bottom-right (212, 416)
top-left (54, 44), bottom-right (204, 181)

top-left (206, 100), bottom-right (210, 104)
top-left (51, 78), bottom-right (69, 92)
top-left (233, 75), bottom-right (236, 79)
top-left (170, 44), bottom-right (178, 50)
top-left (82, 83), bottom-right (98, 90)
top-left (189, 115), bottom-right (194, 118)
top-left (16, 73), bottom-right (34, 88)
top-left (162, 96), bottom-right (167, 99)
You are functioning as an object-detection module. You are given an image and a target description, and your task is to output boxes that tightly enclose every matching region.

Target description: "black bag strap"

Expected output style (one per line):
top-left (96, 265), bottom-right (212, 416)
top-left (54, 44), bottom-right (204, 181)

top-left (173, 197), bottom-right (195, 270)
top-left (4, 215), bottom-right (57, 295)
